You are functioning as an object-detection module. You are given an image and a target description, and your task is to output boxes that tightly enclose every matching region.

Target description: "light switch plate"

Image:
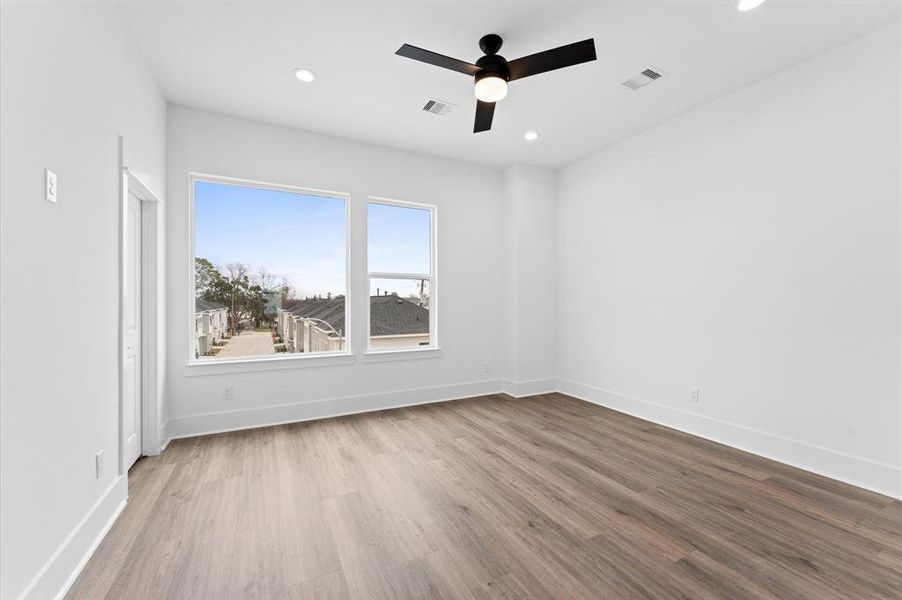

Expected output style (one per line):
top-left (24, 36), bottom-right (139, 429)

top-left (45, 169), bottom-right (57, 203)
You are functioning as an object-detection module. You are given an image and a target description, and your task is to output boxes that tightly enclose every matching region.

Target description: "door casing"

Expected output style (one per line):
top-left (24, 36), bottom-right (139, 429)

top-left (119, 138), bottom-right (163, 476)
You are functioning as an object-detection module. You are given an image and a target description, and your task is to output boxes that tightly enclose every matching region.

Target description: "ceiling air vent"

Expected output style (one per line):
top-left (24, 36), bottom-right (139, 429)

top-left (622, 67), bottom-right (666, 91)
top-left (422, 98), bottom-right (456, 116)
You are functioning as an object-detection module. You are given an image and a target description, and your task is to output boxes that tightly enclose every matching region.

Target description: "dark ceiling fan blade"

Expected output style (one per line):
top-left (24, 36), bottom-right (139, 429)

top-left (396, 44), bottom-right (481, 76)
top-left (474, 100), bottom-right (495, 133)
top-left (507, 38), bottom-right (596, 81)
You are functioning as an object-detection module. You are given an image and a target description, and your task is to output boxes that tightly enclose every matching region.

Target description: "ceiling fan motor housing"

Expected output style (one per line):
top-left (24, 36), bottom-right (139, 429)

top-left (475, 54), bottom-right (510, 82)
top-left (476, 34), bottom-right (509, 82)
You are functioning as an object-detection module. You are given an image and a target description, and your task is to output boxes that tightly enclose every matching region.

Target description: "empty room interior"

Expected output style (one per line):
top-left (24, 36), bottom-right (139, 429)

top-left (2, 0), bottom-right (902, 598)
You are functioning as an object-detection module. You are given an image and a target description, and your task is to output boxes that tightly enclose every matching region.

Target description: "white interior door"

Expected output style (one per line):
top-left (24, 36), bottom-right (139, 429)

top-left (124, 192), bottom-right (142, 469)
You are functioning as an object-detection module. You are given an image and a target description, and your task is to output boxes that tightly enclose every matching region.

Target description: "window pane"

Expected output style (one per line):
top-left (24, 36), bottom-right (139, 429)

top-left (369, 278), bottom-right (430, 350)
top-left (194, 179), bottom-right (346, 360)
top-left (367, 202), bottom-right (431, 274)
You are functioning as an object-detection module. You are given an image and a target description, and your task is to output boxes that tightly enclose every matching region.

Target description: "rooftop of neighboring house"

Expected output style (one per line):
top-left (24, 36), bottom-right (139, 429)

top-left (195, 298), bottom-right (227, 312)
top-left (282, 296), bottom-right (347, 334)
top-left (281, 294), bottom-right (428, 336)
top-left (369, 294), bottom-right (429, 336)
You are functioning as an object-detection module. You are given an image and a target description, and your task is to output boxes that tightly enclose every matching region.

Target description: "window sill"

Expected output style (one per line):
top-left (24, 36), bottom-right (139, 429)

top-left (185, 352), bottom-right (355, 376)
top-left (363, 347), bottom-right (443, 363)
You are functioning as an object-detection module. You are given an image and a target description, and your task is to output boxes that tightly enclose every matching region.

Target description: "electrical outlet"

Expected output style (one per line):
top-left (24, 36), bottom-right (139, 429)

top-left (481, 362), bottom-right (490, 373)
top-left (689, 387), bottom-right (700, 405)
top-left (95, 450), bottom-right (104, 479)
top-left (45, 168), bottom-right (57, 203)
top-left (224, 385), bottom-right (233, 400)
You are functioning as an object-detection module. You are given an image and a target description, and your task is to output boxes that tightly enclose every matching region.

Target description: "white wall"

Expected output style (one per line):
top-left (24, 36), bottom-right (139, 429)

top-left (164, 106), bottom-right (507, 437)
top-left (556, 23), bottom-right (901, 498)
top-left (503, 166), bottom-right (558, 396)
top-left (0, 3), bottom-right (166, 598)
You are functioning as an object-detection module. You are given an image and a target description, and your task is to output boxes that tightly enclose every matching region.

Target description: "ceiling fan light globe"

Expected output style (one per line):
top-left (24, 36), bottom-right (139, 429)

top-left (474, 76), bottom-right (508, 103)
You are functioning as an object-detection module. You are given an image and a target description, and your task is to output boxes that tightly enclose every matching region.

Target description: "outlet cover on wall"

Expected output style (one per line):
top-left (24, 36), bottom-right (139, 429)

top-left (224, 385), bottom-right (233, 400)
top-left (44, 168), bottom-right (57, 203)
top-left (688, 387), bottom-right (700, 405)
top-left (95, 450), bottom-right (104, 479)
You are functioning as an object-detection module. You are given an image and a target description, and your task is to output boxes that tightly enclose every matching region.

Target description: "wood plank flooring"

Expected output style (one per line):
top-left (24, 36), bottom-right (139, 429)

top-left (67, 393), bottom-right (902, 599)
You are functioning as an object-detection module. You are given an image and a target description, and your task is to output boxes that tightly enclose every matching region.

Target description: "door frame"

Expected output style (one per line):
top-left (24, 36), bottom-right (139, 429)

top-left (119, 146), bottom-right (163, 476)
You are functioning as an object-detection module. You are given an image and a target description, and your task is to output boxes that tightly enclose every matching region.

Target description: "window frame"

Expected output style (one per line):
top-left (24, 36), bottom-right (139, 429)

top-left (186, 172), bottom-right (352, 367)
top-left (365, 196), bottom-right (438, 355)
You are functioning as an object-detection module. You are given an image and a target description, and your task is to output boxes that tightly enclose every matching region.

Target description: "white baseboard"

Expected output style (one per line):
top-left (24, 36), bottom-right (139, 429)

top-left (165, 378), bottom-right (505, 439)
top-left (558, 378), bottom-right (902, 500)
top-left (503, 378), bottom-right (558, 398)
top-left (20, 475), bottom-right (127, 600)
top-left (158, 421), bottom-right (171, 452)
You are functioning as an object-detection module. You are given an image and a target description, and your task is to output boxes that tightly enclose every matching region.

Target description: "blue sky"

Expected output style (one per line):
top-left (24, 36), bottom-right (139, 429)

top-left (367, 202), bottom-right (430, 274)
top-left (195, 181), bottom-right (430, 297)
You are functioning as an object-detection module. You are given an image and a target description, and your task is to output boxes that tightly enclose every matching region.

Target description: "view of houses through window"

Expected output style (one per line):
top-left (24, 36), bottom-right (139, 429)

top-left (367, 201), bottom-right (434, 350)
top-left (193, 178), bottom-right (347, 360)
top-left (193, 179), bottom-right (435, 361)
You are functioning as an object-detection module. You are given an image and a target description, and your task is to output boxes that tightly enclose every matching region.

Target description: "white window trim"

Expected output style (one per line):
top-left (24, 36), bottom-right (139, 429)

top-left (362, 347), bottom-right (442, 363)
top-left (185, 352), bottom-right (355, 376)
top-left (186, 172), bottom-right (352, 367)
top-left (365, 196), bottom-right (438, 356)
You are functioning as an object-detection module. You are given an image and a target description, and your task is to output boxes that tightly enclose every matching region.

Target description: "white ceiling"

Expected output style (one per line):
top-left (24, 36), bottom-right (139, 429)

top-left (117, 1), bottom-right (900, 168)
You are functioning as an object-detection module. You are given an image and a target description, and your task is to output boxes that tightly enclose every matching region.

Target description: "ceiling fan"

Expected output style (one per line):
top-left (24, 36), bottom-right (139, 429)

top-left (396, 34), bottom-right (596, 133)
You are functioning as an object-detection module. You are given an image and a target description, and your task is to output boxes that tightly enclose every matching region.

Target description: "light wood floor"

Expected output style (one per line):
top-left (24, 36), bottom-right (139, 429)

top-left (68, 393), bottom-right (901, 599)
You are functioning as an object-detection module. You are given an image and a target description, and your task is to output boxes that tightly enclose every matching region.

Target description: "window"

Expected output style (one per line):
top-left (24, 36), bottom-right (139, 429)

top-left (191, 175), bottom-right (348, 362)
top-left (367, 199), bottom-right (436, 352)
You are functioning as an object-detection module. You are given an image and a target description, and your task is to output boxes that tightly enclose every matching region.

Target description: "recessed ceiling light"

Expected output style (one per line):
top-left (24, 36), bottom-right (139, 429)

top-left (293, 68), bottom-right (316, 83)
top-left (737, 0), bottom-right (765, 11)
top-left (524, 131), bottom-right (539, 141)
